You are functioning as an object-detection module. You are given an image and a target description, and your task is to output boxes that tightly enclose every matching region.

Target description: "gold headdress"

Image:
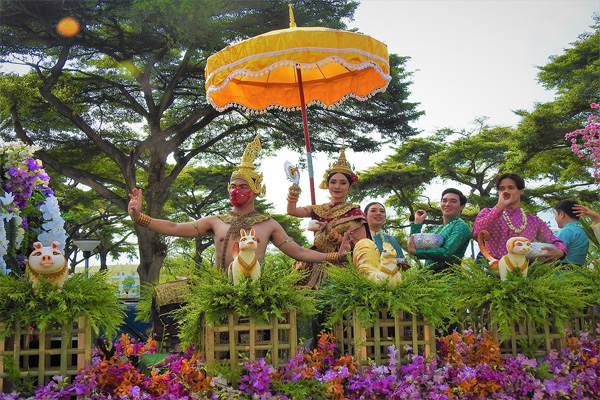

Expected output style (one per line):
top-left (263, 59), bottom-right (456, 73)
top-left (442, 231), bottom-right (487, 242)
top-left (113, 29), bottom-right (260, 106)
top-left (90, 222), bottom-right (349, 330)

top-left (230, 134), bottom-right (266, 198)
top-left (319, 144), bottom-right (358, 189)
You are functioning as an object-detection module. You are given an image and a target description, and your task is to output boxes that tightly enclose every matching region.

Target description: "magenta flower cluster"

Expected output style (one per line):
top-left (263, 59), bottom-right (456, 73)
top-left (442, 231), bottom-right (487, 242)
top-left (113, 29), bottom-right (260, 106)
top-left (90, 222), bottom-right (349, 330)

top-left (2, 327), bottom-right (600, 400)
top-left (565, 103), bottom-right (600, 180)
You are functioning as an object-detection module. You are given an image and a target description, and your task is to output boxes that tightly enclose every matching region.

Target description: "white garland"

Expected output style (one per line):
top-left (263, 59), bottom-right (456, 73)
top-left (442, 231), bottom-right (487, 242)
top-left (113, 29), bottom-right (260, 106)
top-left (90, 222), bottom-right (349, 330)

top-left (1, 144), bottom-right (66, 272)
top-left (0, 192), bottom-right (16, 274)
top-left (37, 195), bottom-right (67, 252)
top-left (0, 220), bottom-right (7, 274)
top-left (502, 209), bottom-right (528, 233)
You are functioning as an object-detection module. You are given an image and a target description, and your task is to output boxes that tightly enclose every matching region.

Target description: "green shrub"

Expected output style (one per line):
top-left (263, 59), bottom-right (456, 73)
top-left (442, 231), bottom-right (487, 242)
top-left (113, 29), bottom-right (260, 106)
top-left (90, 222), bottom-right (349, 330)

top-left (318, 262), bottom-right (452, 328)
top-left (0, 272), bottom-right (124, 339)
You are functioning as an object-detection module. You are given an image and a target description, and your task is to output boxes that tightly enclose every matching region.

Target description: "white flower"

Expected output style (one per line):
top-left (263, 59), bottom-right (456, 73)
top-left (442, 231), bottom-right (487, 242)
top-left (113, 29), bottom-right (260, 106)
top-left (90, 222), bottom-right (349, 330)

top-left (42, 219), bottom-right (63, 231)
top-left (0, 193), bottom-right (17, 222)
top-left (15, 226), bottom-right (24, 248)
top-left (0, 208), bottom-right (11, 222)
top-left (0, 142), bottom-right (41, 171)
top-left (0, 192), bottom-right (14, 206)
top-left (38, 230), bottom-right (67, 252)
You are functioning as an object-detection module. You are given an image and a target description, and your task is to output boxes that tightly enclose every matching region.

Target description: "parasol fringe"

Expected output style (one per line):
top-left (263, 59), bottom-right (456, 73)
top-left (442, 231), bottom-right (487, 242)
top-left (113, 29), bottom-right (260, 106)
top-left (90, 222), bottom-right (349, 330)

top-left (208, 58), bottom-right (390, 95)
top-left (207, 84), bottom-right (389, 114)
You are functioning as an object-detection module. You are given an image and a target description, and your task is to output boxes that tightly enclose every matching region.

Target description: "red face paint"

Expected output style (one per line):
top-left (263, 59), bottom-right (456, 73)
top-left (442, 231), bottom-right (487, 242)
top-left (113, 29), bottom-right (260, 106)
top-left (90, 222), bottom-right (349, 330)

top-left (229, 187), bottom-right (252, 207)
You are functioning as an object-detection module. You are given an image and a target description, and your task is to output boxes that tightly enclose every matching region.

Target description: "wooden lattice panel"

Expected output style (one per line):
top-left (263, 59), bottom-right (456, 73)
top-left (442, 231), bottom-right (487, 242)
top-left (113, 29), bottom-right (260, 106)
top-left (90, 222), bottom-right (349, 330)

top-left (488, 320), bottom-right (567, 358)
top-left (203, 311), bottom-right (297, 369)
top-left (333, 308), bottom-right (436, 365)
top-left (568, 306), bottom-right (599, 335)
top-left (0, 315), bottom-right (93, 392)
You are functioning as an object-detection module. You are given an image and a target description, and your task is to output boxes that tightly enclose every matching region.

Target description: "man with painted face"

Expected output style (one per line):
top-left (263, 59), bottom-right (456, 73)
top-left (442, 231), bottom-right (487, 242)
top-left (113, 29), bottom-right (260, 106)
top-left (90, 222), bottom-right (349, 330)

top-left (128, 135), bottom-right (350, 271)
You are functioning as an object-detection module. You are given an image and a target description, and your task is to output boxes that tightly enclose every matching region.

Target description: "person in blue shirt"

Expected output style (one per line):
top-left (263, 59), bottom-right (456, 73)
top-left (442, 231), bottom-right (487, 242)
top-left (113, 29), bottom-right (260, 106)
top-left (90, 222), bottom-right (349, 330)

top-left (554, 199), bottom-right (589, 266)
top-left (364, 202), bottom-right (407, 268)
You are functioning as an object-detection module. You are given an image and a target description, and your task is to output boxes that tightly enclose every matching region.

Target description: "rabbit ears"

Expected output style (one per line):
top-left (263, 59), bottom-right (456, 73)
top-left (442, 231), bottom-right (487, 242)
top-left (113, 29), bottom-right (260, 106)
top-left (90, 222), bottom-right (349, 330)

top-left (239, 228), bottom-right (256, 237)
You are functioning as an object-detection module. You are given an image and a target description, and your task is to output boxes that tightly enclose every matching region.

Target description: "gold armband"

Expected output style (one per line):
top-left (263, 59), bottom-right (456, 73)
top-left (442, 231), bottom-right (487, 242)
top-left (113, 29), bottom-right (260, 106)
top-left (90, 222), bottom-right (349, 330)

top-left (190, 220), bottom-right (201, 235)
top-left (133, 213), bottom-right (151, 227)
top-left (275, 236), bottom-right (295, 247)
top-left (326, 252), bottom-right (339, 263)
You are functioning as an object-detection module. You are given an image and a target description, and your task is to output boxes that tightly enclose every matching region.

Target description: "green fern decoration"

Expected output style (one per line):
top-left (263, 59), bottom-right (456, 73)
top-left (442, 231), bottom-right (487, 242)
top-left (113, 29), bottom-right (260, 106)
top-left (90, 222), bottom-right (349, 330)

top-left (0, 272), bottom-right (125, 339)
top-left (568, 259), bottom-right (600, 305)
top-left (318, 262), bottom-right (452, 328)
top-left (135, 280), bottom-right (158, 324)
top-left (178, 254), bottom-right (317, 347)
top-left (447, 259), bottom-right (590, 340)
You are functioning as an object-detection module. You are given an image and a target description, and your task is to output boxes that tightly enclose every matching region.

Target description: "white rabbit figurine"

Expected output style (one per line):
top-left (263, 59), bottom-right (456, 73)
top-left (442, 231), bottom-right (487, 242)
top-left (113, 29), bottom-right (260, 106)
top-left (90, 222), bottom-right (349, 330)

top-left (228, 228), bottom-right (261, 286)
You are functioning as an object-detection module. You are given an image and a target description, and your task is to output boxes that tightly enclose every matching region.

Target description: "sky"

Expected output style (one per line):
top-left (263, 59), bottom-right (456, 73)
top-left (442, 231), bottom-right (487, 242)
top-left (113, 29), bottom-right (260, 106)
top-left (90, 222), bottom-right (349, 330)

top-left (262, 0), bottom-right (599, 220)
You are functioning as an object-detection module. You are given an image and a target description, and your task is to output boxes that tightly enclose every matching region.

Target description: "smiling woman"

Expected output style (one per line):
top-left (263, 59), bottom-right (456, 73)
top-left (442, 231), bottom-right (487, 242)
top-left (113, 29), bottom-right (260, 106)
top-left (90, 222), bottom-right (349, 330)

top-left (364, 201), bottom-right (406, 261)
top-left (287, 145), bottom-right (368, 289)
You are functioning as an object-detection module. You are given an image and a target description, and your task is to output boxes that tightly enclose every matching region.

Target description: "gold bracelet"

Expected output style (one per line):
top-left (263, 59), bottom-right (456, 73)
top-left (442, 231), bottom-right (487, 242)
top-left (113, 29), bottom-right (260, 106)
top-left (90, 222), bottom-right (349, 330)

top-left (133, 213), bottom-right (151, 227)
top-left (286, 195), bottom-right (299, 203)
top-left (326, 252), bottom-right (339, 263)
top-left (288, 185), bottom-right (302, 195)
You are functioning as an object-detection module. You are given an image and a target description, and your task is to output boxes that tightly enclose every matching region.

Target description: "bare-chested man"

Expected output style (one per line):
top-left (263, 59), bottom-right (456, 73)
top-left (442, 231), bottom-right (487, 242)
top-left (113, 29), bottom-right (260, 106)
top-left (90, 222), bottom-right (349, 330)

top-left (128, 135), bottom-right (349, 270)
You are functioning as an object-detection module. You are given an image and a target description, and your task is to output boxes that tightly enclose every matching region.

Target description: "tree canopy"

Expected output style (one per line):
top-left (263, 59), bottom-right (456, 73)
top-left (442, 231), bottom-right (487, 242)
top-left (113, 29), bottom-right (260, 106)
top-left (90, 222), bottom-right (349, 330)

top-left (353, 12), bottom-right (599, 229)
top-left (0, 0), bottom-right (423, 283)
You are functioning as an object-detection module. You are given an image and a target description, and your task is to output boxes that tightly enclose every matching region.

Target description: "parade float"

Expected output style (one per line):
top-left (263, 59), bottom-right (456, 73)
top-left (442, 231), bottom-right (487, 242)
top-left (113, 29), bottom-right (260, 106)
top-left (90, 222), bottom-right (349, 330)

top-left (2, 123), bottom-right (600, 398)
top-left (0, 143), bottom-right (123, 393)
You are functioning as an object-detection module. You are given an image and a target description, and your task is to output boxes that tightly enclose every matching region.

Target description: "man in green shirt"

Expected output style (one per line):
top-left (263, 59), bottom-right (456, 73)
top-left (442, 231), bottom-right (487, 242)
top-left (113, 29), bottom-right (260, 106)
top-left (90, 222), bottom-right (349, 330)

top-left (407, 188), bottom-right (472, 273)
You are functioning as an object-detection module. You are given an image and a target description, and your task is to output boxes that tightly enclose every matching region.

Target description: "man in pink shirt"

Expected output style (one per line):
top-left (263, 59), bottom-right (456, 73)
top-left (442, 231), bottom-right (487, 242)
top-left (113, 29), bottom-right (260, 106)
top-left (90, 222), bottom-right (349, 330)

top-left (473, 173), bottom-right (566, 261)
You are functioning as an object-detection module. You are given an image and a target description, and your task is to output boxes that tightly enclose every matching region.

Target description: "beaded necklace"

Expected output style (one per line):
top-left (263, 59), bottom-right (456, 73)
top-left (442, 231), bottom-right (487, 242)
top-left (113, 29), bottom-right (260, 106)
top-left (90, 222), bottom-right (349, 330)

top-left (216, 210), bottom-right (270, 270)
top-left (502, 209), bottom-right (528, 233)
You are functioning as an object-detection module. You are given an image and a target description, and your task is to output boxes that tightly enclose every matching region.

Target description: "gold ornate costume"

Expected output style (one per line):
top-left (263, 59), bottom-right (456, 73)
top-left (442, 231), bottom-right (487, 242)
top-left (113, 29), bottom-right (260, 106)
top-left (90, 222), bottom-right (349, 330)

top-left (294, 202), bottom-right (366, 288)
top-left (294, 145), bottom-right (367, 289)
top-left (211, 135), bottom-right (272, 270)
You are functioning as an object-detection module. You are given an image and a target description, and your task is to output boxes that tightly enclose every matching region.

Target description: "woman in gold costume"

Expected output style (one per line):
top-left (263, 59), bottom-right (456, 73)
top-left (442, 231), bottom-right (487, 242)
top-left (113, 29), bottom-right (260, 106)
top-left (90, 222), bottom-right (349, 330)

top-left (286, 145), bottom-right (368, 289)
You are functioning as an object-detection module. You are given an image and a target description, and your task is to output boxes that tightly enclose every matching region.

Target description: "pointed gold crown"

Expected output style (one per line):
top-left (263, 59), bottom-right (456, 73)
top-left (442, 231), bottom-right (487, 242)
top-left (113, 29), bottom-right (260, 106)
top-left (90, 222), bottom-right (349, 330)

top-left (230, 134), bottom-right (266, 198)
top-left (319, 144), bottom-right (356, 189)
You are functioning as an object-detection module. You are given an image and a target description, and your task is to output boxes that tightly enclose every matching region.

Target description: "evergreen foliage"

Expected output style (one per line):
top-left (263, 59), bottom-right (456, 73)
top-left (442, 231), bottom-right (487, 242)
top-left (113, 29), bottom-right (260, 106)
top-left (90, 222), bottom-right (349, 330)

top-left (448, 259), bottom-right (590, 340)
top-left (0, 0), bottom-right (422, 285)
top-left (0, 272), bottom-right (124, 339)
top-left (570, 259), bottom-right (600, 305)
top-left (178, 255), bottom-right (316, 347)
top-left (318, 262), bottom-right (452, 328)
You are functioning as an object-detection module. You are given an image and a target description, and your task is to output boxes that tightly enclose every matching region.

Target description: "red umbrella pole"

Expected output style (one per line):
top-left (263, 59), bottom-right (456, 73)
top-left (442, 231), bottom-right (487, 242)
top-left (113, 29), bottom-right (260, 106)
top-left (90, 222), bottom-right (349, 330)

top-left (296, 68), bottom-right (316, 205)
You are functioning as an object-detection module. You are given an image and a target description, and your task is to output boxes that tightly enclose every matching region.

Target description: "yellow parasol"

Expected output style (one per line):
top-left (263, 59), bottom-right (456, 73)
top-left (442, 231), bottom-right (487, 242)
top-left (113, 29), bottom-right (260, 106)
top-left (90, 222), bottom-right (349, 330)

top-left (206, 5), bottom-right (390, 204)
